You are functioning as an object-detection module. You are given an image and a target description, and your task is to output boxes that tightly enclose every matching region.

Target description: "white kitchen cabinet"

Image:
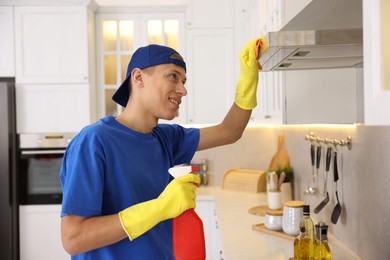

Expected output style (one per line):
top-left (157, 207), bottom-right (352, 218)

top-left (186, 0), bottom-right (234, 28)
top-left (250, 3), bottom-right (285, 124)
top-left (0, 6), bottom-right (15, 77)
top-left (254, 71), bottom-right (284, 124)
top-left (249, 0), bottom-right (312, 124)
top-left (18, 201), bottom-right (222, 260)
top-left (95, 9), bottom-right (186, 123)
top-left (186, 28), bottom-right (235, 124)
top-left (284, 68), bottom-right (362, 124)
top-left (196, 196), bottom-right (223, 260)
top-left (185, 0), bottom-right (235, 124)
top-left (19, 205), bottom-right (69, 260)
top-left (14, 6), bottom-right (90, 84)
top-left (363, 0), bottom-right (390, 125)
top-left (251, 0), bottom-right (363, 125)
top-left (231, 0), bottom-right (283, 124)
top-left (16, 84), bottom-right (91, 133)
top-left (13, 3), bottom-right (97, 133)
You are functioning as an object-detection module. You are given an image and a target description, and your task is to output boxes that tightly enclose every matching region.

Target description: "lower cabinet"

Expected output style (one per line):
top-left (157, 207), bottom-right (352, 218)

top-left (19, 205), bottom-right (68, 260)
top-left (19, 199), bottom-right (223, 260)
top-left (195, 196), bottom-right (224, 260)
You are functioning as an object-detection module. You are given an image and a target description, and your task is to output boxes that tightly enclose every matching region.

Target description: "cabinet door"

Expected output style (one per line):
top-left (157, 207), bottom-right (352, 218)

top-left (14, 6), bottom-right (89, 84)
top-left (19, 205), bottom-right (68, 260)
top-left (285, 68), bottom-right (360, 124)
top-left (186, 0), bottom-right (234, 28)
top-left (95, 12), bottom-right (186, 123)
top-left (195, 198), bottom-right (223, 260)
top-left (186, 29), bottom-right (234, 124)
top-left (0, 6), bottom-right (15, 77)
top-left (363, 0), bottom-right (390, 125)
top-left (251, 71), bottom-right (284, 124)
top-left (16, 84), bottom-right (90, 133)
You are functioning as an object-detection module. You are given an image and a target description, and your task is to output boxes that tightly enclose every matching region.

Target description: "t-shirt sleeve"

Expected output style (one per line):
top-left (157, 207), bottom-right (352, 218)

top-left (60, 132), bottom-right (105, 217)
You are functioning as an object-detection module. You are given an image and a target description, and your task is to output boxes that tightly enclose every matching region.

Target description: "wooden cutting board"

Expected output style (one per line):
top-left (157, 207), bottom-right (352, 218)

top-left (268, 135), bottom-right (290, 171)
top-left (222, 168), bottom-right (266, 193)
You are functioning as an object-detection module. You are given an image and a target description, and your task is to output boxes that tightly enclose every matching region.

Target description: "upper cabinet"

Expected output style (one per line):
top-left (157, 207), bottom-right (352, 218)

top-left (186, 0), bottom-right (234, 28)
top-left (0, 6), bottom-right (15, 77)
top-left (185, 0), bottom-right (235, 124)
top-left (284, 68), bottom-right (363, 124)
top-left (14, 6), bottom-right (90, 84)
top-left (363, 0), bottom-right (390, 125)
top-left (95, 8), bottom-right (186, 122)
top-left (13, 3), bottom-right (97, 133)
top-left (251, 0), bottom-right (364, 125)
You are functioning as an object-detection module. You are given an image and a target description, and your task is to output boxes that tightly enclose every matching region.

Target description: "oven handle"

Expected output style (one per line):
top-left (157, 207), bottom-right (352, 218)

top-left (21, 150), bottom-right (66, 155)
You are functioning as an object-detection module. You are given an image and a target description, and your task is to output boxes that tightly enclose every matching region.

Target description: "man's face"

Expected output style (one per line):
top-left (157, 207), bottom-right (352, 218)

top-left (140, 63), bottom-right (187, 120)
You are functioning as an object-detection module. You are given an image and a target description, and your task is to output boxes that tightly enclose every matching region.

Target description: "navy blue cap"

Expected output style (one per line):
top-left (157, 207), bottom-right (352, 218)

top-left (112, 44), bottom-right (186, 107)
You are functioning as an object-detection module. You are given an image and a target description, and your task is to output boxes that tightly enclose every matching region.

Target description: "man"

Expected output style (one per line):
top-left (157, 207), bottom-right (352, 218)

top-left (60, 37), bottom-right (266, 259)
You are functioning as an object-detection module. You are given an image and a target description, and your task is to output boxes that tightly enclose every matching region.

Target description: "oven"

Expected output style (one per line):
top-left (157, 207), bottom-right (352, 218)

top-left (18, 133), bottom-right (75, 205)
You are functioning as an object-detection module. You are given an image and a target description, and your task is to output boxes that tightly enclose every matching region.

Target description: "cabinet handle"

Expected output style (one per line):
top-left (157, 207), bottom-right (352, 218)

top-left (264, 114), bottom-right (271, 119)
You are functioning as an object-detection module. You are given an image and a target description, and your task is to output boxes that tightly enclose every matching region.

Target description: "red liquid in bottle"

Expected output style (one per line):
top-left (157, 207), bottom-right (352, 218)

top-left (172, 209), bottom-right (206, 260)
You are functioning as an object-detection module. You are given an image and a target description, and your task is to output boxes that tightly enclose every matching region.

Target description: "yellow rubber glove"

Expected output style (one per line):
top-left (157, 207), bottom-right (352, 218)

top-left (234, 36), bottom-right (268, 110)
top-left (118, 173), bottom-right (200, 240)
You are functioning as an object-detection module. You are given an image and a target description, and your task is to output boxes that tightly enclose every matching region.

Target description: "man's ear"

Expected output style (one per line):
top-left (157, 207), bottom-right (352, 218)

top-left (131, 68), bottom-right (144, 85)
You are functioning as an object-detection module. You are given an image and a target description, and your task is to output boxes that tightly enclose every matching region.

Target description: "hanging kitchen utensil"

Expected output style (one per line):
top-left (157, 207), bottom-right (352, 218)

top-left (314, 145), bottom-right (332, 214)
top-left (314, 143), bottom-right (321, 193)
top-left (304, 143), bottom-right (316, 195)
top-left (331, 151), bottom-right (342, 224)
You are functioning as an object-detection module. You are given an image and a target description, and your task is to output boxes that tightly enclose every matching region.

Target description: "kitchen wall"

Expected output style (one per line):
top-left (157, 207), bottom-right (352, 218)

top-left (193, 124), bottom-right (390, 260)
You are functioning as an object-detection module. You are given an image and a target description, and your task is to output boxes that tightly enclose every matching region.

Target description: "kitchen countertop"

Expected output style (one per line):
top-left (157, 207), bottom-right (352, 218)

top-left (196, 186), bottom-right (362, 260)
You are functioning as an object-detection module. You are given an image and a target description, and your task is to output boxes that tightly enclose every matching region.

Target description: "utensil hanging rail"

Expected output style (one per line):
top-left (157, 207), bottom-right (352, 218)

top-left (304, 132), bottom-right (352, 150)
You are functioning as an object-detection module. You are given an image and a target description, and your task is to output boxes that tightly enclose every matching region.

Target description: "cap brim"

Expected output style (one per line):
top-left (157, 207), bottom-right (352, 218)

top-left (112, 76), bottom-right (130, 108)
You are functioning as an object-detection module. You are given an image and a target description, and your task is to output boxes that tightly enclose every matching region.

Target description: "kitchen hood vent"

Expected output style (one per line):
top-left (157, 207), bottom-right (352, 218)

top-left (259, 0), bottom-right (363, 71)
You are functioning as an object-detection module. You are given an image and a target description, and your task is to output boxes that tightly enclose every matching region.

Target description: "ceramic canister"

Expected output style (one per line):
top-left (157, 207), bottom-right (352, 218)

top-left (264, 209), bottom-right (283, 231)
top-left (282, 200), bottom-right (305, 236)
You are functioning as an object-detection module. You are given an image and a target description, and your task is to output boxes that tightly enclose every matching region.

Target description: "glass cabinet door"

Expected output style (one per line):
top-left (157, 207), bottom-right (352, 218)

top-left (96, 12), bottom-right (185, 121)
top-left (147, 19), bottom-right (179, 49)
top-left (100, 18), bottom-right (137, 117)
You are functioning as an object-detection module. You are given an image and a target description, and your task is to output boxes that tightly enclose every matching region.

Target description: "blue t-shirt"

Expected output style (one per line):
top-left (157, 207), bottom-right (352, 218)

top-left (60, 116), bottom-right (200, 260)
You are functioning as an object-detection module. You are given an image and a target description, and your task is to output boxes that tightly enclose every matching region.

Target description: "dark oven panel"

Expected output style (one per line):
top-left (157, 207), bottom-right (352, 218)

top-left (17, 134), bottom-right (75, 205)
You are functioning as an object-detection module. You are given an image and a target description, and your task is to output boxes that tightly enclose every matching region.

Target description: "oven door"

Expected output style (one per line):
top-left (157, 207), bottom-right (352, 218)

top-left (19, 149), bottom-right (65, 205)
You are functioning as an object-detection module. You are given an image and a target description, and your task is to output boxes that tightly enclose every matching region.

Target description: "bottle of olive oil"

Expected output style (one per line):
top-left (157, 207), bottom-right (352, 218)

top-left (300, 204), bottom-right (315, 242)
top-left (314, 222), bottom-right (331, 260)
top-left (294, 226), bottom-right (314, 260)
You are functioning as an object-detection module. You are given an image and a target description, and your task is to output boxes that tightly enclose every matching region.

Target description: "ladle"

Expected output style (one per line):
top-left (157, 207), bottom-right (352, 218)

top-left (314, 146), bottom-right (332, 213)
top-left (304, 143), bottom-right (320, 195)
top-left (331, 151), bottom-right (342, 224)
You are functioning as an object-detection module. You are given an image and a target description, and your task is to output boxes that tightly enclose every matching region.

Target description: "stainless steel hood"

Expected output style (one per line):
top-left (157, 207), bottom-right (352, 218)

top-left (259, 0), bottom-right (363, 71)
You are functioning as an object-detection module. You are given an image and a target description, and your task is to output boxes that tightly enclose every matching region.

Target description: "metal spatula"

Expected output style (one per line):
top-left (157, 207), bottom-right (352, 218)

top-left (331, 151), bottom-right (342, 224)
top-left (314, 146), bottom-right (332, 214)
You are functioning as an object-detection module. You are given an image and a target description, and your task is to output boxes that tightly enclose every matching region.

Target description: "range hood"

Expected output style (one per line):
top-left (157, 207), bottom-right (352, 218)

top-left (259, 0), bottom-right (363, 71)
